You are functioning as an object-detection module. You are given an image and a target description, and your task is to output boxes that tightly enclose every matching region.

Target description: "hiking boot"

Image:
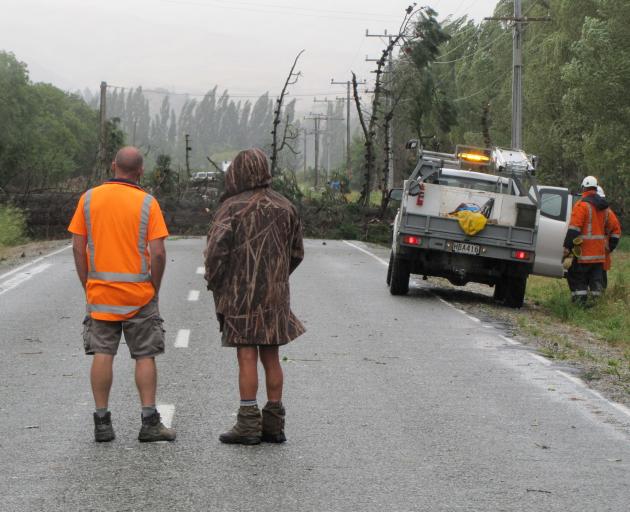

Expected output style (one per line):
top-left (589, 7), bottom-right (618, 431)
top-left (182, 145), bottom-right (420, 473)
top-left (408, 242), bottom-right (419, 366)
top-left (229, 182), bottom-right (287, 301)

top-left (138, 411), bottom-right (176, 442)
top-left (262, 401), bottom-right (286, 443)
top-left (94, 412), bottom-right (115, 443)
top-left (219, 405), bottom-right (262, 445)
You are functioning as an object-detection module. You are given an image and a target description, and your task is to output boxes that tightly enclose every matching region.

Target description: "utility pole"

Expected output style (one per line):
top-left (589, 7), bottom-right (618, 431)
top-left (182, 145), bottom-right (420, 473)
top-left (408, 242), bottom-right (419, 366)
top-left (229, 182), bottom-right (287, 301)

top-left (485, 2), bottom-right (550, 149)
top-left (97, 81), bottom-right (107, 181)
top-left (184, 134), bottom-right (192, 177)
top-left (301, 127), bottom-right (308, 178)
top-left (366, 29), bottom-right (396, 189)
top-left (331, 78), bottom-right (366, 179)
top-left (306, 110), bottom-right (344, 186)
top-left (304, 115), bottom-right (324, 188)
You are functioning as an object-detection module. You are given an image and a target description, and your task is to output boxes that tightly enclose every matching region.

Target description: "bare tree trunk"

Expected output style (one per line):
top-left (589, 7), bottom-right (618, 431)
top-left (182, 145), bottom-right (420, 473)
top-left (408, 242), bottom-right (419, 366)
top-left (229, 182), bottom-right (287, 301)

top-left (352, 73), bottom-right (376, 208)
top-left (270, 50), bottom-right (304, 176)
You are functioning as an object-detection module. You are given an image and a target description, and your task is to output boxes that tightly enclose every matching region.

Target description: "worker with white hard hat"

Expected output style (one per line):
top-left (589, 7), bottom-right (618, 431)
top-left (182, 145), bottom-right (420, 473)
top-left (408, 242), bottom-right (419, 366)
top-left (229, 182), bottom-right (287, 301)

top-left (563, 176), bottom-right (620, 304)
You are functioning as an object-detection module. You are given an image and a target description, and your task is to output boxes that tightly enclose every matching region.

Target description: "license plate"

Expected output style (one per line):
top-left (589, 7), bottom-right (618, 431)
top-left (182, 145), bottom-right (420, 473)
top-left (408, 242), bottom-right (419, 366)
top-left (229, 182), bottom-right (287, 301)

top-left (452, 242), bottom-right (480, 255)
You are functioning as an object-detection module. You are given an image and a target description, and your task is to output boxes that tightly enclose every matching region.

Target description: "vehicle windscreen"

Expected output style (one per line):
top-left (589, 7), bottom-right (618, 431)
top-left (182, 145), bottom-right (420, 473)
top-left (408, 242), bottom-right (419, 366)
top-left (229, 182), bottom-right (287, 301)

top-left (426, 174), bottom-right (511, 194)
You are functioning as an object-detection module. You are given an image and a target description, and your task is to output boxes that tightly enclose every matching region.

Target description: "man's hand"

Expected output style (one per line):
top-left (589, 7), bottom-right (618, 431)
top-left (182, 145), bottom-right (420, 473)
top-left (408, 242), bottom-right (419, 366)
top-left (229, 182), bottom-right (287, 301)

top-left (71, 234), bottom-right (88, 290)
top-left (562, 247), bottom-right (570, 258)
top-left (149, 237), bottom-right (166, 297)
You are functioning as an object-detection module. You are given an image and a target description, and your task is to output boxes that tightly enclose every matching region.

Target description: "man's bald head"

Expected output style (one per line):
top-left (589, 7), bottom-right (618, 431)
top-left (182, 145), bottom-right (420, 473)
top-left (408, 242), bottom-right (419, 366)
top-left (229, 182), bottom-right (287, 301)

top-left (113, 146), bottom-right (144, 179)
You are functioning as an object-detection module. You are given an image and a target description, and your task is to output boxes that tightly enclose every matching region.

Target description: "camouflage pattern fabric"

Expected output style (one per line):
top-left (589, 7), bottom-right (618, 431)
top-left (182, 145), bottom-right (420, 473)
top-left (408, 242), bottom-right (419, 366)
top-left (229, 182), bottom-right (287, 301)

top-left (204, 148), bottom-right (305, 346)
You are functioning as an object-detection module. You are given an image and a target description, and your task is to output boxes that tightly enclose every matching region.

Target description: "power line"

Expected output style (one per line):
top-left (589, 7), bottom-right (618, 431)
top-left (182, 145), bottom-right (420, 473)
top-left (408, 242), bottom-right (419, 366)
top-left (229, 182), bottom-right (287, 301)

top-left (433, 29), bottom-right (511, 64)
top-left (157, 0), bottom-right (402, 22)
top-left (105, 84), bottom-right (367, 100)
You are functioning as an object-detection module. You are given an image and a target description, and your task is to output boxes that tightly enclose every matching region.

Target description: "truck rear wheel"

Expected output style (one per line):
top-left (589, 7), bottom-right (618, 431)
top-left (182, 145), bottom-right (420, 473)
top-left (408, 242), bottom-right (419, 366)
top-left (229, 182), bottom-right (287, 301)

top-left (389, 255), bottom-right (410, 295)
top-left (493, 279), bottom-right (507, 302)
top-left (504, 276), bottom-right (527, 308)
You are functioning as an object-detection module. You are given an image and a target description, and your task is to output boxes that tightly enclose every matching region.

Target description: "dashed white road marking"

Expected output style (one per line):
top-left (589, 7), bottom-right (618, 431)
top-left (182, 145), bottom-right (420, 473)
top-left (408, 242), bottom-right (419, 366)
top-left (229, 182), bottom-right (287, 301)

top-left (0, 244), bottom-right (70, 281)
top-left (157, 404), bottom-right (175, 428)
top-left (174, 329), bottom-right (190, 348)
top-left (343, 240), bottom-right (388, 266)
top-left (196, 266), bottom-right (205, 275)
top-left (187, 290), bottom-right (200, 301)
top-left (0, 263), bottom-right (53, 296)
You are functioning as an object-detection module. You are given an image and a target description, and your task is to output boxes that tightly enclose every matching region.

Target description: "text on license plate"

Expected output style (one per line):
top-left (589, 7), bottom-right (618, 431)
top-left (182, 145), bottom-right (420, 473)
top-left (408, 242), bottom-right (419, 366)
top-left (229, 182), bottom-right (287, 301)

top-left (452, 242), bottom-right (480, 255)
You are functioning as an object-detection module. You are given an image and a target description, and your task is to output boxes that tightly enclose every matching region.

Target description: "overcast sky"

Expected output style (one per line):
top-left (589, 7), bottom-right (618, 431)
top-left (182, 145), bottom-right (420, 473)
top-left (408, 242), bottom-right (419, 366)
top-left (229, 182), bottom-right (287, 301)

top-left (1, 0), bottom-right (498, 104)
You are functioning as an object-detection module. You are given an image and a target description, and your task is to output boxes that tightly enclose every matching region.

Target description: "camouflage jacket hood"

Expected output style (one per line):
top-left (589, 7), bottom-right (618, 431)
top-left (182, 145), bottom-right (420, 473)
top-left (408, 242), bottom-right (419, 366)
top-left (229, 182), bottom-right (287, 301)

top-left (222, 148), bottom-right (272, 201)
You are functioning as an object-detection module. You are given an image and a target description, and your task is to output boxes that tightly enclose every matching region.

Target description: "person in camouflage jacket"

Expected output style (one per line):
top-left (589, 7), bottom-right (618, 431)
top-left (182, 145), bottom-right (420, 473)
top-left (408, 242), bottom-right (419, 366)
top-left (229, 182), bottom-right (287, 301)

top-left (204, 147), bottom-right (305, 445)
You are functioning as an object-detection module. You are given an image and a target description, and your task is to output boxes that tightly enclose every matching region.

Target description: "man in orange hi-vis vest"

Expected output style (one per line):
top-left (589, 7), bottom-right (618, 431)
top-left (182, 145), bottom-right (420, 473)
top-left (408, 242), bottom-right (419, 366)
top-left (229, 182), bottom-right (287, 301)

top-left (563, 176), bottom-right (620, 305)
top-left (68, 146), bottom-right (175, 443)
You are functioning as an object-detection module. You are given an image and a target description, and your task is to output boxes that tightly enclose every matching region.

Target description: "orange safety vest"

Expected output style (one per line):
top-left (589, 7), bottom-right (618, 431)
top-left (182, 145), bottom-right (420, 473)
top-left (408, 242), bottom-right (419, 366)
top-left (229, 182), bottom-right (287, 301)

top-left (71, 181), bottom-right (165, 321)
top-left (604, 208), bottom-right (622, 271)
top-left (568, 191), bottom-right (613, 265)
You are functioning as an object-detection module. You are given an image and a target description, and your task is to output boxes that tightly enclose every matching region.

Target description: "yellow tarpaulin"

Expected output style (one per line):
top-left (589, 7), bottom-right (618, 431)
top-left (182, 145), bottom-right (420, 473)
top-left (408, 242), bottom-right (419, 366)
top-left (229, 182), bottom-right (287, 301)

top-left (451, 210), bottom-right (488, 236)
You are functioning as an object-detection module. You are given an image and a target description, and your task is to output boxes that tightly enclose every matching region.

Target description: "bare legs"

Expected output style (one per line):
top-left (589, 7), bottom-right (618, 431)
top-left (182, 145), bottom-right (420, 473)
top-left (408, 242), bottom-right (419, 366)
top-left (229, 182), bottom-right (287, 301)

top-left (259, 346), bottom-right (283, 402)
top-left (135, 357), bottom-right (157, 406)
top-left (91, 354), bottom-right (114, 409)
top-left (236, 346), bottom-right (284, 402)
top-left (90, 354), bottom-right (157, 408)
top-left (237, 347), bottom-right (259, 400)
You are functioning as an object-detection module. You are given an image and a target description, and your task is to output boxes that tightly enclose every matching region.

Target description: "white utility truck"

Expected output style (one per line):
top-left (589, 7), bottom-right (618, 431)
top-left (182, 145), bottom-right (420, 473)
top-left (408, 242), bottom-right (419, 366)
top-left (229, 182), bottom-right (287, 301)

top-left (387, 143), bottom-right (571, 308)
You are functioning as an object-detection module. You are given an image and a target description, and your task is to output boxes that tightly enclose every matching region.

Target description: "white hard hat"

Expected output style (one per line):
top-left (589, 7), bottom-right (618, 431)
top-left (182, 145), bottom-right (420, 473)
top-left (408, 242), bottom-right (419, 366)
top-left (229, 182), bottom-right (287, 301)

top-left (597, 186), bottom-right (605, 198)
top-left (581, 176), bottom-right (598, 189)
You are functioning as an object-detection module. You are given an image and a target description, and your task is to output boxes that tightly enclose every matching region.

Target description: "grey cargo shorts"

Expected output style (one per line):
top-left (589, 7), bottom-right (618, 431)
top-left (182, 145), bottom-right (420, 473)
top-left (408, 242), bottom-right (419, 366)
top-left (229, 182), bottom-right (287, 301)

top-left (82, 297), bottom-right (165, 359)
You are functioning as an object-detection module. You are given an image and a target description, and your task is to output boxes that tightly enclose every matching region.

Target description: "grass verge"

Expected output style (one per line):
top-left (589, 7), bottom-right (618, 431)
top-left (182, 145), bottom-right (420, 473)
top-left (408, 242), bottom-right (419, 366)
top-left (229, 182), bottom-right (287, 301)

top-left (526, 238), bottom-right (629, 347)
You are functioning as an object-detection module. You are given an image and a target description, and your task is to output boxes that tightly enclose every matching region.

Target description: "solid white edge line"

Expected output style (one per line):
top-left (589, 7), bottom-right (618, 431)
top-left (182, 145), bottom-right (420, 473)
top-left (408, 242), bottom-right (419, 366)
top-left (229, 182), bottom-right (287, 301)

top-left (196, 266), bottom-right (205, 275)
top-left (343, 239), bottom-right (630, 422)
top-left (187, 290), bottom-right (200, 301)
top-left (530, 353), bottom-right (552, 367)
top-left (344, 240), bottom-right (488, 325)
top-left (174, 329), bottom-right (190, 348)
top-left (0, 263), bottom-right (54, 296)
top-left (157, 404), bottom-right (175, 428)
top-left (0, 244), bottom-right (71, 280)
top-left (499, 335), bottom-right (519, 346)
top-left (342, 240), bottom-right (388, 266)
top-left (557, 371), bottom-right (630, 420)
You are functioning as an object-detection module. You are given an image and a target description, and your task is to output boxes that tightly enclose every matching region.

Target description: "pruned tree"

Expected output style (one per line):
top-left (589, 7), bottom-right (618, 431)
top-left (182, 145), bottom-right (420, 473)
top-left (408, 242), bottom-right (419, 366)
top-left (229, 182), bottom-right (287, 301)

top-left (352, 4), bottom-right (429, 207)
top-left (270, 50), bottom-right (305, 176)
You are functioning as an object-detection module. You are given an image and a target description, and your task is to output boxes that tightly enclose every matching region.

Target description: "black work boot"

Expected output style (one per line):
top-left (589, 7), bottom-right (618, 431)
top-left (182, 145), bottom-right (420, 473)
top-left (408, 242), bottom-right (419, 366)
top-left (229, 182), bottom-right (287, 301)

top-left (93, 412), bottom-right (115, 443)
top-left (138, 411), bottom-right (176, 442)
top-left (219, 405), bottom-right (262, 445)
top-left (262, 401), bottom-right (286, 443)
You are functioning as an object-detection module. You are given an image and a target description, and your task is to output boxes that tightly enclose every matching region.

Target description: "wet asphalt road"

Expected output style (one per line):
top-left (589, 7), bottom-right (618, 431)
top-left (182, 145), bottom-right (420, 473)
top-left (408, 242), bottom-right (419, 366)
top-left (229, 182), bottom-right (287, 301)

top-left (1, 238), bottom-right (629, 512)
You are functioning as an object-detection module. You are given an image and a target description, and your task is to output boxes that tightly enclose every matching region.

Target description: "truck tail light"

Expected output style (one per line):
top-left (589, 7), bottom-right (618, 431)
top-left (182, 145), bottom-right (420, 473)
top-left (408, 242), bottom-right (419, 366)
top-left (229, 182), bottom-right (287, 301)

top-left (402, 235), bottom-right (421, 246)
top-left (513, 250), bottom-right (530, 261)
top-left (416, 183), bottom-right (425, 206)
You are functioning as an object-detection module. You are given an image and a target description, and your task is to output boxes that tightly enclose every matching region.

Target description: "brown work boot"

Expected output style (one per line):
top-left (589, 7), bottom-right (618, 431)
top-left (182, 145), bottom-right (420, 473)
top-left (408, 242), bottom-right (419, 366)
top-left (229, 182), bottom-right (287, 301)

top-left (138, 411), bottom-right (176, 442)
top-left (262, 401), bottom-right (286, 443)
top-left (93, 412), bottom-right (115, 443)
top-left (219, 405), bottom-right (262, 445)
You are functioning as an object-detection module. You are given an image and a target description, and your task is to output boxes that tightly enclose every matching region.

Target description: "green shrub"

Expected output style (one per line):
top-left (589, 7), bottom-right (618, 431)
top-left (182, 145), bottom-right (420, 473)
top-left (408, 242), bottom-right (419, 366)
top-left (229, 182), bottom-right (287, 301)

top-left (0, 205), bottom-right (27, 246)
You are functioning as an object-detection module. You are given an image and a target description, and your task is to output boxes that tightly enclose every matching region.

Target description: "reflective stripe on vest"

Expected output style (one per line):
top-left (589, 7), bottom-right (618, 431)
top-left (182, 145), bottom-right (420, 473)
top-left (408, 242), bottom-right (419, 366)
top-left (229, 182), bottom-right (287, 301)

top-left (84, 189), bottom-right (96, 272)
top-left (579, 254), bottom-right (605, 261)
top-left (85, 188), bottom-right (153, 284)
top-left (88, 271), bottom-right (151, 282)
top-left (88, 303), bottom-right (142, 315)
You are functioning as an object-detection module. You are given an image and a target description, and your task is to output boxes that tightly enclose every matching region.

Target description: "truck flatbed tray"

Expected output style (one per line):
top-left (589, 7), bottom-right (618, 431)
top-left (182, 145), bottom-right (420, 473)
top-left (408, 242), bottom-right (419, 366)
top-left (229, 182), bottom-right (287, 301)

top-left (402, 213), bottom-right (535, 246)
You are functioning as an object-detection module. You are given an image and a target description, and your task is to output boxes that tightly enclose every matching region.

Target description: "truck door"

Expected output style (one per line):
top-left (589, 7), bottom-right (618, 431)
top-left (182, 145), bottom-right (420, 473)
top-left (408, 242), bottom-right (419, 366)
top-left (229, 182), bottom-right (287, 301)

top-left (533, 187), bottom-right (571, 277)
